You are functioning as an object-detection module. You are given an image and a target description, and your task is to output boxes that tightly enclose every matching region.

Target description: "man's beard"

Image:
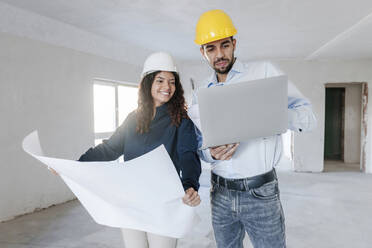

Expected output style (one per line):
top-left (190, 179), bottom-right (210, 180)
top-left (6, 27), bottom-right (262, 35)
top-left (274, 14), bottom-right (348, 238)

top-left (213, 56), bottom-right (235, 74)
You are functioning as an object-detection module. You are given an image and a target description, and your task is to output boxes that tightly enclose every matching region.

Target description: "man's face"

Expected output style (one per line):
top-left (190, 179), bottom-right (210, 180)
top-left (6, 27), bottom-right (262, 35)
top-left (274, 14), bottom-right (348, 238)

top-left (200, 37), bottom-right (236, 74)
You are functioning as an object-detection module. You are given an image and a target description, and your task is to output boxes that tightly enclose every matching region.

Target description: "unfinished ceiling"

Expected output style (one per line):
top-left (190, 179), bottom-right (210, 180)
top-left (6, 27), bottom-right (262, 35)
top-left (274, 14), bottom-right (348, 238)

top-left (1, 0), bottom-right (372, 63)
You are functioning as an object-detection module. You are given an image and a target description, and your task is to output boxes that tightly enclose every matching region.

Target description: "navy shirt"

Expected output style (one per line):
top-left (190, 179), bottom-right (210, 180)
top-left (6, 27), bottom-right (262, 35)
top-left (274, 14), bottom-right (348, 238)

top-left (79, 103), bottom-right (201, 191)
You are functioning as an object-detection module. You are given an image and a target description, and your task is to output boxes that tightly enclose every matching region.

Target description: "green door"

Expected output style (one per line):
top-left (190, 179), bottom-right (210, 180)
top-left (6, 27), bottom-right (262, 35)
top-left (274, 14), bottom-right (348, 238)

top-left (324, 88), bottom-right (345, 160)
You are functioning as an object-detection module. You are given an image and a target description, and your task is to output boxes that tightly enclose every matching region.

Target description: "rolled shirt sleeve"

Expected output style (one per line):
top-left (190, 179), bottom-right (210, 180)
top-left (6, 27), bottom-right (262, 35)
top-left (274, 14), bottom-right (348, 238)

top-left (266, 62), bottom-right (317, 132)
top-left (288, 96), bottom-right (317, 132)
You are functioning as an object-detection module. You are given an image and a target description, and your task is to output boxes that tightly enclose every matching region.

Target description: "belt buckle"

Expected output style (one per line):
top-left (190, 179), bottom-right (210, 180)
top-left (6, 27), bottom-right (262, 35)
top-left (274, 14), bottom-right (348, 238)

top-left (213, 174), bottom-right (224, 187)
top-left (220, 177), bottom-right (227, 188)
top-left (242, 179), bottom-right (250, 191)
top-left (229, 179), bottom-right (247, 191)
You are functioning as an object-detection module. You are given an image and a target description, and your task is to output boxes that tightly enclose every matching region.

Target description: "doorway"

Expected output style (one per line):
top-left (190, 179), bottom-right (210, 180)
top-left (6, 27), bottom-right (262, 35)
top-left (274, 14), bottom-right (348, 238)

top-left (324, 88), bottom-right (345, 160)
top-left (324, 83), bottom-right (366, 172)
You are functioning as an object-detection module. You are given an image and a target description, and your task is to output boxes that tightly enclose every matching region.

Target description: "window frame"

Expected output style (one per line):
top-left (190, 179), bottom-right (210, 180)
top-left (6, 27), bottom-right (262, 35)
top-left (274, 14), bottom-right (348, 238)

top-left (93, 78), bottom-right (138, 141)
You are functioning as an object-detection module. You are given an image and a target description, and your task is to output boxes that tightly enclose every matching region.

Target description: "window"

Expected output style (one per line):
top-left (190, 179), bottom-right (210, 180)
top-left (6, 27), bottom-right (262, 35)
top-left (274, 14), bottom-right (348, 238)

top-left (93, 79), bottom-right (138, 161)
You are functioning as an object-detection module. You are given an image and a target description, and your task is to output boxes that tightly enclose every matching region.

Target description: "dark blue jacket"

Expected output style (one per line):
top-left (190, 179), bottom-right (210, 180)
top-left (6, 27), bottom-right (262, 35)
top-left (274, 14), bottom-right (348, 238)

top-left (79, 103), bottom-right (201, 191)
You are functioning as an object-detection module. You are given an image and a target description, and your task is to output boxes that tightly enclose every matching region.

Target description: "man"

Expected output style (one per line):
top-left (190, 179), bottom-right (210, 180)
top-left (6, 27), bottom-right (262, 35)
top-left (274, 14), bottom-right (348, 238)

top-left (190, 9), bottom-right (316, 248)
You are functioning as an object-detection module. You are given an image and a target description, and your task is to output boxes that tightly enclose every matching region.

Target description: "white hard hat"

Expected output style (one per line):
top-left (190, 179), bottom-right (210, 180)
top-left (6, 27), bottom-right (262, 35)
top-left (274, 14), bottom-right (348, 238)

top-left (141, 52), bottom-right (178, 78)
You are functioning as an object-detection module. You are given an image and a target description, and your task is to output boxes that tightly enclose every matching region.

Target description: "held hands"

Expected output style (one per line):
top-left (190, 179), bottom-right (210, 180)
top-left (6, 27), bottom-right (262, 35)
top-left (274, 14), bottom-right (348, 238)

top-left (210, 143), bottom-right (239, 160)
top-left (182, 187), bottom-right (201, 207)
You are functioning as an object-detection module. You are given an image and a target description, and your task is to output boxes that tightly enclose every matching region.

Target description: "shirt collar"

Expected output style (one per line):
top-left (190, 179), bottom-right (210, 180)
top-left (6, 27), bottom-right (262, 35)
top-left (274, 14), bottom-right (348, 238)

top-left (156, 103), bottom-right (168, 112)
top-left (230, 59), bottom-right (244, 73)
top-left (207, 58), bottom-right (243, 87)
top-left (153, 103), bottom-right (168, 120)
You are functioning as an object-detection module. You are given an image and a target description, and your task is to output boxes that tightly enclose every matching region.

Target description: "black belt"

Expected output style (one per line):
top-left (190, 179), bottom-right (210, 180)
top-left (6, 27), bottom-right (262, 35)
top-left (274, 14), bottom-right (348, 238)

top-left (211, 169), bottom-right (276, 191)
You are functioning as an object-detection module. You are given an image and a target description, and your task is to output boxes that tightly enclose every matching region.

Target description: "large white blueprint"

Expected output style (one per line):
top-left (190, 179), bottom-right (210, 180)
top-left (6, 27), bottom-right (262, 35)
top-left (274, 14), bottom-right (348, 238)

top-left (22, 131), bottom-right (199, 238)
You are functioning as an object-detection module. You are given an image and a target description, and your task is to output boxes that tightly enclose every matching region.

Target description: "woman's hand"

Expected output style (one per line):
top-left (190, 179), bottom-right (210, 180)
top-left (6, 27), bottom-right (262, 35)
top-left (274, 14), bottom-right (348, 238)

top-left (48, 167), bottom-right (59, 176)
top-left (182, 187), bottom-right (201, 207)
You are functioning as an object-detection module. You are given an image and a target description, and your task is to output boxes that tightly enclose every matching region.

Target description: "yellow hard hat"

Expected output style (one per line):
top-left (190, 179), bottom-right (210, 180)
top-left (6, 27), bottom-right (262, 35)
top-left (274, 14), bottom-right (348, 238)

top-left (195, 9), bottom-right (237, 45)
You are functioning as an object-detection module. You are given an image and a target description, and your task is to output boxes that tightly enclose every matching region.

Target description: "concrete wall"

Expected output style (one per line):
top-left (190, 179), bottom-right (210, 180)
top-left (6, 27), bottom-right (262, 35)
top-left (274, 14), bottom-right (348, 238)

top-left (0, 31), bottom-right (141, 222)
top-left (178, 59), bottom-right (372, 173)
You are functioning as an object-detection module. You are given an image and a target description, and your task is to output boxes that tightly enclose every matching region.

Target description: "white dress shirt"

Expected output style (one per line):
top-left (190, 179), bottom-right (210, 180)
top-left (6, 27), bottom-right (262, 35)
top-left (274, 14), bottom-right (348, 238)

top-left (188, 59), bottom-right (316, 179)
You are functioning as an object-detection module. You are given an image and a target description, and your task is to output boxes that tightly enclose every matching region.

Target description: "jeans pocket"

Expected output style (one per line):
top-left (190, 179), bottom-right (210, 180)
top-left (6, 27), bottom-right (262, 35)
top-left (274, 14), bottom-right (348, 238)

top-left (250, 180), bottom-right (278, 200)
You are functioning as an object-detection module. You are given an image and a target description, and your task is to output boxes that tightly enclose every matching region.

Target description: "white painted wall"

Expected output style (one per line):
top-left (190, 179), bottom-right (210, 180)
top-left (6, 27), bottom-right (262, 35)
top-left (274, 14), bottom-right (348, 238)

top-left (0, 31), bottom-right (141, 222)
top-left (277, 60), bottom-right (372, 173)
top-left (178, 59), bottom-right (372, 173)
top-left (344, 85), bottom-right (362, 164)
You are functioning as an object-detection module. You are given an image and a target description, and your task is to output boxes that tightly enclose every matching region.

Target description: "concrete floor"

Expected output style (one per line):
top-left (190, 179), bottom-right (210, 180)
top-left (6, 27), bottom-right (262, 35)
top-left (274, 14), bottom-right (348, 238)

top-left (1, 166), bottom-right (372, 248)
top-left (323, 160), bottom-right (361, 172)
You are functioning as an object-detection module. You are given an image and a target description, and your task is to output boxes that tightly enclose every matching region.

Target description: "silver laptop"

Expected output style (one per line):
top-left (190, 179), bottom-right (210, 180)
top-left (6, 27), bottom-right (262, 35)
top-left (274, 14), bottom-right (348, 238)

top-left (197, 75), bottom-right (288, 149)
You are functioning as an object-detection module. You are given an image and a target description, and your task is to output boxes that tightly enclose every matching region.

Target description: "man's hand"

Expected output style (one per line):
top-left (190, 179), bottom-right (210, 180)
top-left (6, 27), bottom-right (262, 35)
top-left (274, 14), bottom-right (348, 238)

top-left (210, 143), bottom-right (239, 160)
top-left (182, 188), bottom-right (201, 207)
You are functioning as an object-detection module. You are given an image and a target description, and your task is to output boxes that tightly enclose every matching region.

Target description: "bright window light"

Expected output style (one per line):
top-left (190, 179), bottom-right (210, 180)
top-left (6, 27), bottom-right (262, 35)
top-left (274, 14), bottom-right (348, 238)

top-left (93, 80), bottom-right (138, 162)
top-left (94, 138), bottom-right (103, 146)
top-left (93, 84), bottom-right (116, 133)
top-left (118, 86), bottom-right (138, 125)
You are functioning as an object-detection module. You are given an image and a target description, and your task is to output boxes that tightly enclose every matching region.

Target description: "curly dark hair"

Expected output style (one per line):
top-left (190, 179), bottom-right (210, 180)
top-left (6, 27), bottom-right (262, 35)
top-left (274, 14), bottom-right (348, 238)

top-left (136, 71), bottom-right (188, 134)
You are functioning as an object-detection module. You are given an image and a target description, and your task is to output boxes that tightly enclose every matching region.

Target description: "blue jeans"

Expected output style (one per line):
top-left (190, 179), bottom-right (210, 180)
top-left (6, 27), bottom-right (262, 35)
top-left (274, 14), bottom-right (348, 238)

top-left (210, 174), bottom-right (286, 248)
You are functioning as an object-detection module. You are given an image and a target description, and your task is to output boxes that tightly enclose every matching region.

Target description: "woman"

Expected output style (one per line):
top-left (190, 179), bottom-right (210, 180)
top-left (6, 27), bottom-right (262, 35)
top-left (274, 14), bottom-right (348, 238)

top-left (78, 52), bottom-right (202, 248)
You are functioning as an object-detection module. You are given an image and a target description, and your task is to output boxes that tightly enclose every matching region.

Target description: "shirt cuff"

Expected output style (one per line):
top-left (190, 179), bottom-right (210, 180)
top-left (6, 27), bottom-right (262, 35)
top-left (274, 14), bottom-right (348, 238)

top-left (198, 148), bottom-right (216, 163)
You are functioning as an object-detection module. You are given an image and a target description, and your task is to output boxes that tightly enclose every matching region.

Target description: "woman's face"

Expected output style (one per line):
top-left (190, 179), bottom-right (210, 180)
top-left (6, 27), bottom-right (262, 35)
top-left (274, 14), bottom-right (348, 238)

top-left (151, 71), bottom-right (176, 107)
